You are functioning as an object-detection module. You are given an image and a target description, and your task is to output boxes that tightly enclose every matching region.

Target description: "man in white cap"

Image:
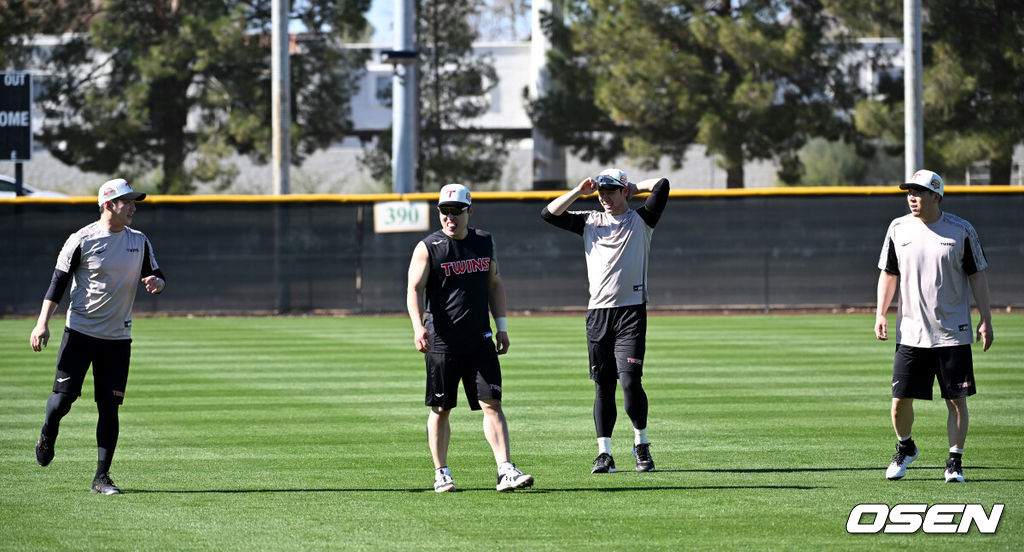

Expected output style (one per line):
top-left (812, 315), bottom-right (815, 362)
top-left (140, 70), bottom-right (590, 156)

top-left (29, 178), bottom-right (165, 494)
top-left (541, 168), bottom-right (670, 474)
top-left (875, 169), bottom-right (993, 483)
top-left (406, 183), bottom-right (534, 493)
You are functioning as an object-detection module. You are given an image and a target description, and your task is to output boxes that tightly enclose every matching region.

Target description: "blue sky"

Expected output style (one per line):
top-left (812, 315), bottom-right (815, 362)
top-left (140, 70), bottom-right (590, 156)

top-left (367, 0), bottom-right (394, 44)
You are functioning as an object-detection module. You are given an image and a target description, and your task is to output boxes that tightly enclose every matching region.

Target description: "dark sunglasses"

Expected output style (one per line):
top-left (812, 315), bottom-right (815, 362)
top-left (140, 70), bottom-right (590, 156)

top-left (438, 206), bottom-right (466, 216)
top-left (593, 175), bottom-right (625, 190)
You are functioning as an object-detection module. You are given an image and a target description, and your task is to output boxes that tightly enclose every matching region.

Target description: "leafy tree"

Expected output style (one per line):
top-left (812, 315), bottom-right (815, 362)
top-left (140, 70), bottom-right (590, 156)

top-left (794, 137), bottom-right (901, 186)
top-left (849, 0), bottom-right (1024, 184)
top-left (530, 0), bottom-right (863, 188)
top-left (8, 0), bottom-right (370, 194)
top-left (361, 0), bottom-right (508, 191)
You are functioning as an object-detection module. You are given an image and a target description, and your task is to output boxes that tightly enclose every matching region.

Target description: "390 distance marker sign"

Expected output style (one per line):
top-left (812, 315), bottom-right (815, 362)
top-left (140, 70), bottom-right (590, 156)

top-left (373, 201), bottom-right (430, 233)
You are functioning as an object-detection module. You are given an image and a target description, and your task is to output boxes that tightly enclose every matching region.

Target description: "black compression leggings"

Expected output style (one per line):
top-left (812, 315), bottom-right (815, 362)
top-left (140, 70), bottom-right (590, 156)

top-left (593, 372), bottom-right (648, 438)
top-left (42, 392), bottom-right (120, 477)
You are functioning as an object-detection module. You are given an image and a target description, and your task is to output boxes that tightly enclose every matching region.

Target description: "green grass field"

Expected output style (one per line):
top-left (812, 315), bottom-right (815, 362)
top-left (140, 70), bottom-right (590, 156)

top-left (1, 314), bottom-right (1021, 551)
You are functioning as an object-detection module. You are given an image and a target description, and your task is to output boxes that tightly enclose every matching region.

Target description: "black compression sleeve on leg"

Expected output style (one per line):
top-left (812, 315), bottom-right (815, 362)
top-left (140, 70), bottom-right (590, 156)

top-left (619, 371), bottom-right (649, 430)
top-left (42, 392), bottom-right (75, 438)
top-left (593, 380), bottom-right (618, 438)
top-left (96, 402), bottom-right (120, 477)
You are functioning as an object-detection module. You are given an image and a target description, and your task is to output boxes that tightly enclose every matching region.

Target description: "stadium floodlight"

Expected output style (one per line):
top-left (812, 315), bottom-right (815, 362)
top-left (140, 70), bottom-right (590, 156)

top-left (380, 50), bottom-right (419, 66)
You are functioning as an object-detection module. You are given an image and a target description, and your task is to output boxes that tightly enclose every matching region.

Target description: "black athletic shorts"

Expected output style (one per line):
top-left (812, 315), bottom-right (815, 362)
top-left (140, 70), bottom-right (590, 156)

top-left (53, 327), bottom-right (132, 405)
top-left (586, 304), bottom-right (647, 382)
top-left (424, 343), bottom-right (502, 411)
top-left (892, 343), bottom-right (975, 400)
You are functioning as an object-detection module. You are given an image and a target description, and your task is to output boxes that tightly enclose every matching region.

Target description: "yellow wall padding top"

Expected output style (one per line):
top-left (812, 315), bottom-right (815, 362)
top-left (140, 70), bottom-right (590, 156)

top-left (3, 185), bottom-right (1021, 204)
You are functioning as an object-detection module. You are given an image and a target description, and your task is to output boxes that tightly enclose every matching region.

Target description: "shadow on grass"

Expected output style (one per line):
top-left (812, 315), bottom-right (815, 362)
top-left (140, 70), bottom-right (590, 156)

top-left (659, 465), bottom-right (1012, 474)
top-left (510, 484), bottom-right (827, 493)
top-left (129, 488), bottom-right (439, 494)
top-left (128, 483), bottom-right (826, 494)
top-left (125, 466), bottom-right (1023, 494)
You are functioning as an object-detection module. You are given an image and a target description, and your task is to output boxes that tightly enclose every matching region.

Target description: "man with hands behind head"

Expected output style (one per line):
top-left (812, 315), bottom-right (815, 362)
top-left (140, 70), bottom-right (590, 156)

top-left (541, 169), bottom-right (670, 474)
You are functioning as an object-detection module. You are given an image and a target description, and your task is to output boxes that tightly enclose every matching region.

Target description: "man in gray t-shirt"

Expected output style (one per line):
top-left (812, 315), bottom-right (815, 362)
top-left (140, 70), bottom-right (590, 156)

top-left (874, 169), bottom-right (992, 483)
top-left (29, 178), bottom-right (165, 495)
top-left (542, 168), bottom-right (669, 474)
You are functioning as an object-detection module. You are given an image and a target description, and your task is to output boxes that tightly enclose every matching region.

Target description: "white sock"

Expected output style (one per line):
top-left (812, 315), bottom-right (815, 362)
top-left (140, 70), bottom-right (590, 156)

top-left (634, 427), bottom-right (649, 446)
top-left (897, 434), bottom-right (912, 442)
top-left (950, 447), bottom-right (964, 455)
top-left (597, 437), bottom-right (612, 455)
top-left (498, 461), bottom-right (514, 474)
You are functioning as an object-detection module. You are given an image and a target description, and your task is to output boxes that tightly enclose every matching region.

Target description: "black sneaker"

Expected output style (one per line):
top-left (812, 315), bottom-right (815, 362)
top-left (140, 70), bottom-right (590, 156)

top-left (91, 473), bottom-right (121, 495)
top-left (944, 457), bottom-right (965, 483)
top-left (591, 453), bottom-right (617, 474)
top-left (633, 443), bottom-right (655, 472)
top-left (35, 432), bottom-right (54, 467)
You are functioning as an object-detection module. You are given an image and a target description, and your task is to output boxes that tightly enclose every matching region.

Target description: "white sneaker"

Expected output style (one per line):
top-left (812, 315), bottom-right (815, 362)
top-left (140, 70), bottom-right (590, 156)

top-left (944, 458), bottom-right (965, 483)
top-left (885, 445), bottom-right (919, 480)
top-left (434, 467), bottom-right (455, 493)
top-left (496, 464), bottom-right (534, 492)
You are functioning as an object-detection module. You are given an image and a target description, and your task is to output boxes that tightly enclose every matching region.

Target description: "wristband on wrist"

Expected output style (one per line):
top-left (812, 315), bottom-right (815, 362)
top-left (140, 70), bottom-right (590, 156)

top-left (494, 317), bottom-right (508, 333)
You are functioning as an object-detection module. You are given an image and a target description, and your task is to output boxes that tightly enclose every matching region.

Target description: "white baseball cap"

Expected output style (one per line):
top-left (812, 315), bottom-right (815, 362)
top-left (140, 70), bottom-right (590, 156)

top-left (438, 183), bottom-right (471, 207)
top-left (97, 178), bottom-right (147, 206)
top-left (595, 168), bottom-right (629, 190)
top-left (900, 169), bottom-right (944, 196)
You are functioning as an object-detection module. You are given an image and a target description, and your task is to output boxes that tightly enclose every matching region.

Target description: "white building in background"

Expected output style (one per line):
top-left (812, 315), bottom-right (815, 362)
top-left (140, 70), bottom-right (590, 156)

top-left (4, 39), bottom-right (1020, 195)
top-left (355, 43), bottom-right (533, 135)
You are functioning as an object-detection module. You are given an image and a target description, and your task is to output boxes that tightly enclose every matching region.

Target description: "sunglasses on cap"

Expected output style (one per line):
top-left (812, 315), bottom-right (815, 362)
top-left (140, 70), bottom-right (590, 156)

top-left (593, 175), bottom-right (625, 190)
top-left (438, 206), bottom-right (467, 216)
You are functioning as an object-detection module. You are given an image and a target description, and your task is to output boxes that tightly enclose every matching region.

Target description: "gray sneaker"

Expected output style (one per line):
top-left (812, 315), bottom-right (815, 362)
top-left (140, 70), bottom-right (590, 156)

top-left (91, 473), bottom-right (121, 495)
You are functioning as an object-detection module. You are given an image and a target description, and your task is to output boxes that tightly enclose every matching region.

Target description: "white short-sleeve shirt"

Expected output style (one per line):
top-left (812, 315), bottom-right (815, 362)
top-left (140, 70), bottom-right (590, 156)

top-left (577, 209), bottom-right (654, 309)
top-left (878, 212), bottom-right (987, 348)
top-left (56, 222), bottom-right (159, 339)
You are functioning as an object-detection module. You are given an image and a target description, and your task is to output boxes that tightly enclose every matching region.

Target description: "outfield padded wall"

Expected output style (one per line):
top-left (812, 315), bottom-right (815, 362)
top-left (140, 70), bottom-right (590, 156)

top-left (3, 190), bottom-right (1022, 315)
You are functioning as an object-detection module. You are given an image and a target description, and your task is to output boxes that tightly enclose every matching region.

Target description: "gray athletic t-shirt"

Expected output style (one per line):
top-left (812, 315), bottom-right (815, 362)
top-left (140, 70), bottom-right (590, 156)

top-left (55, 222), bottom-right (160, 339)
top-left (576, 209), bottom-right (654, 309)
top-left (878, 212), bottom-right (987, 348)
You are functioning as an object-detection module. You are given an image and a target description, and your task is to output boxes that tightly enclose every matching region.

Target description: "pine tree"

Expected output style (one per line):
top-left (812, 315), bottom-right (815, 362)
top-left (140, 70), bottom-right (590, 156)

top-left (10, 0), bottom-right (370, 194)
top-left (530, 0), bottom-right (863, 188)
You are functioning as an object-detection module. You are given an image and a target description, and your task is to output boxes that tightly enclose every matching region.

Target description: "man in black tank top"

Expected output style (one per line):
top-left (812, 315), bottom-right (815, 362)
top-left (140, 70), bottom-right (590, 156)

top-left (407, 184), bottom-right (534, 493)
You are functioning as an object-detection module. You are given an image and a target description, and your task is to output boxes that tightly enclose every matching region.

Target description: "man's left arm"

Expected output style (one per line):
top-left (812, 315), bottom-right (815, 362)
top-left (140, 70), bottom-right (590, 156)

top-left (969, 269), bottom-right (993, 351)
top-left (634, 178), bottom-right (670, 227)
top-left (487, 256), bottom-right (510, 355)
top-left (140, 239), bottom-right (166, 294)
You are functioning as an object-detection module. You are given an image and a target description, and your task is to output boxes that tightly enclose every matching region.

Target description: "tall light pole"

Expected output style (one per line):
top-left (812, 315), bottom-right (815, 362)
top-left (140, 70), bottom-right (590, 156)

top-left (272, 0), bottom-right (291, 195)
top-left (389, 0), bottom-right (418, 194)
top-left (530, 0), bottom-right (566, 190)
top-left (904, 0), bottom-right (923, 177)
